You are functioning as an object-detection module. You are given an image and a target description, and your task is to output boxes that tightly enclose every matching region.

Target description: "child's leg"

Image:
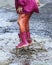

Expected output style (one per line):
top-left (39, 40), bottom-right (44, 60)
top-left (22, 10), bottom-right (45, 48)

top-left (18, 13), bottom-right (32, 32)
top-left (18, 13), bottom-right (31, 42)
top-left (25, 14), bottom-right (31, 32)
top-left (25, 12), bottom-right (33, 32)
top-left (16, 13), bottom-right (32, 49)
top-left (16, 13), bottom-right (30, 48)
top-left (18, 14), bottom-right (26, 33)
top-left (25, 13), bottom-right (33, 44)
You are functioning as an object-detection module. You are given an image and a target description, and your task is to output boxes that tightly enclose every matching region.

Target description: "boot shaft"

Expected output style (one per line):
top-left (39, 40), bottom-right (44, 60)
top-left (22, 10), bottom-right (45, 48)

top-left (26, 31), bottom-right (31, 39)
top-left (16, 32), bottom-right (29, 48)
top-left (19, 32), bottom-right (28, 43)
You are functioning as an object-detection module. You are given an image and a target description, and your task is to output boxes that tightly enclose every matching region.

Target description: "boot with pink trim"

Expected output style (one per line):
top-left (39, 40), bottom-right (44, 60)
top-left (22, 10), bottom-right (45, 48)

top-left (16, 32), bottom-right (29, 48)
top-left (26, 31), bottom-right (32, 45)
top-left (18, 31), bottom-right (32, 45)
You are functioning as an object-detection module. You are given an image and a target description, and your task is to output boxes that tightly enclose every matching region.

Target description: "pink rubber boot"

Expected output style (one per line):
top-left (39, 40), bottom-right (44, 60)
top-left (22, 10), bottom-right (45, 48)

top-left (16, 32), bottom-right (29, 48)
top-left (18, 32), bottom-right (32, 44)
top-left (26, 31), bottom-right (32, 44)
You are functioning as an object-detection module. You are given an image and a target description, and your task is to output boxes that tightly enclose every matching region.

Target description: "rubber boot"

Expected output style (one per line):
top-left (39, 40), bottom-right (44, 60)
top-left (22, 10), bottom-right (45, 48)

top-left (16, 32), bottom-right (29, 48)
top-left (18, 32), bottom-right (32, 44)
top-left (26, 31), bottom-right (32, 44)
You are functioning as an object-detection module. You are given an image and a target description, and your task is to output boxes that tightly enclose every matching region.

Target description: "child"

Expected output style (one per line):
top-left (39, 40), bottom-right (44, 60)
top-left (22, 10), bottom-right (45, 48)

top-left (15, 0), bottom-right (40, 48)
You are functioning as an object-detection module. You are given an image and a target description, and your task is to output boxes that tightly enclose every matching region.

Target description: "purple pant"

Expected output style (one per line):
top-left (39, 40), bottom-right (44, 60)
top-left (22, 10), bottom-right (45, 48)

top-left (15, 0), bottom-right (39, 14)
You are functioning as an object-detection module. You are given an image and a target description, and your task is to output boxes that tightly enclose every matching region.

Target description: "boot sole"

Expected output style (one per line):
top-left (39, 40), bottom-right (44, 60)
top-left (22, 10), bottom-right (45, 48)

top-left (16, 43), bottom-right (29, 48)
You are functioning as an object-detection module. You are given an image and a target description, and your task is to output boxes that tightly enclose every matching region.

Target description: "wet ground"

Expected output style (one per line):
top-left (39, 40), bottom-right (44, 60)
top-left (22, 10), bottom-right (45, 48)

top-left (0, 2), bottom-right (52, 65)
